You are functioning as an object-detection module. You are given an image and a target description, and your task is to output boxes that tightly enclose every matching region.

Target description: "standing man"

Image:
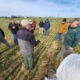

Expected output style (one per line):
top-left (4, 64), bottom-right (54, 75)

top-left (17, 19), bottom-right (40, 70)
top-left (39, 20), bottom-right (44, 34)
top-left (8, 19), bottom-right (19, 44)
top-left (57, 18), bottom-right (80, 58)
top-left (55, 18), bottom-right (68, 42)
top-left (43, 19), bottom-right (50, 36)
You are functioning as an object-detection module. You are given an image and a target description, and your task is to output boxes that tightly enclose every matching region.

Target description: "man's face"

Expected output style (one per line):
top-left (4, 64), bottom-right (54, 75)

top-left (46, 20), bottom-right (48, 22)
top-left (11, 20), bottom-right (15, 24)
top-left (71, 21), bottom-right (79, 27)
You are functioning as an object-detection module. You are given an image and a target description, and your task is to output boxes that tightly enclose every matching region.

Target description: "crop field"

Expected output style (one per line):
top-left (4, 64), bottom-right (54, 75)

top-left (0, 18), bottom-right (80, 80)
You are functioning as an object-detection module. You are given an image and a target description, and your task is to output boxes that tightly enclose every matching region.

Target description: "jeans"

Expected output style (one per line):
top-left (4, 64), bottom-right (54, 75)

top-left (13, 34), bottom-right (18, 44)
top-left (44, 29), bottom-right (49, 36)
top-left (22, 53), bottom-right (34, 70)
top-left (55, 33), bottom-right (63, 42)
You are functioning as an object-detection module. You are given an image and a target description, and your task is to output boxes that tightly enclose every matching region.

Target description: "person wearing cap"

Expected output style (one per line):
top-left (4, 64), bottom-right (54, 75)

top-left (16, 20), bottom-right (22, 29)
top-left (8, 19), bottom-right (19, 44)
top-left (39, 20), bottom-right (44, 34)
top-left (43, 19), bottom-right (50, 36)
top-left (57, 18), bottom-right (80, 58)
top-left (17, 19), bottom-right (40, 70)
top-left (68, 18), bottom-right (79, 29)
top-left (56, 52), bottom-right (80, 80)
top-left (54, 18), bottom-right (68, 42)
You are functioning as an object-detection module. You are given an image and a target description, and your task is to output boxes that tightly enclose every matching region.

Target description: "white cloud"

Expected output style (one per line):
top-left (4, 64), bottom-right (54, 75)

top-left (0, 0), bottom-right (80, 17)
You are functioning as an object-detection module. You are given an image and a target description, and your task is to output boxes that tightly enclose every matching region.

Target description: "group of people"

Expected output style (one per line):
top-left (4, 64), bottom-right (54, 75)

top-left (44, 50), bottom-right (80, 80)
top-left (0, 18), bottom-right (80, 80)
top-left (39, 19), bottom-right (50, 36)
top-left (29, 18), bottom-right (50, 36)
top-left (17, 18), bottom-right (80, 80)
top-left (56, 18), bottom-right (80, 58)
top-left (0, 19), bottom-right (37, 49)
top-left (46, 18), bottom-right (80, 80)
top-left (44, 18), bottom-right (80, 80)
top-left (0, 19), bottom-right (22, 49)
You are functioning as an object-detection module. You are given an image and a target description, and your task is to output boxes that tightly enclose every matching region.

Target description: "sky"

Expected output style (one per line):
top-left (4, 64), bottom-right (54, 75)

top-left (0, 0), bottom-right (80, 18)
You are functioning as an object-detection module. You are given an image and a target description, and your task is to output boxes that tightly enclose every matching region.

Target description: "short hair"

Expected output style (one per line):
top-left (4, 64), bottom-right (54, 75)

top-left (56, 54), bottom-right (80, 80)
top-left (62, 18), bottom-right (67, 22)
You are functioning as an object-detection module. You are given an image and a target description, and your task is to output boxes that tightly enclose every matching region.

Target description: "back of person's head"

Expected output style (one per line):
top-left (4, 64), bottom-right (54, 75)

top-left (56, 54), bottom-right (80, 80)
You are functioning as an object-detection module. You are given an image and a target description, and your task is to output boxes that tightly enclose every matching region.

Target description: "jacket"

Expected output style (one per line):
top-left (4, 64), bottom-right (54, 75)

top-left (0, 28), bottom-right (5, 37)
top-left (17, 28), bottom-right (40, 56)
top-left (8, 22), bottom-right (19, 34)
top-left (0, 28), bottom-right (4, 42)
top-left (32, 21), bottom-right (37, 27)
top-left (58, 23), bottom-right (68, 34)
top-left (39, 21), bottom-right (44, 28)
top-left (44, 21), bottom-right (50, 30)
top-left (64, 26), bottom-right (80, 48)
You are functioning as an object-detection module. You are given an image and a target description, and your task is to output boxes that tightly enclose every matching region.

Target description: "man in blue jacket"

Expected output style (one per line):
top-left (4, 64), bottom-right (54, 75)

top-left (43, 19), bottom-right (50, 36)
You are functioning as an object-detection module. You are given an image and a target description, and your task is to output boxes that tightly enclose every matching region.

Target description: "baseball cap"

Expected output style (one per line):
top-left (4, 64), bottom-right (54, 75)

top-left (21, 19), bottom-right (31, 27)
top-left (70, 18), bottom-right (79, 23)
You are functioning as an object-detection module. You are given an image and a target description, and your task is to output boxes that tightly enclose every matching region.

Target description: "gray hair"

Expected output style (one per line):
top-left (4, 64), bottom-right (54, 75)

top-left (56, 54), bottom-right (80, 80)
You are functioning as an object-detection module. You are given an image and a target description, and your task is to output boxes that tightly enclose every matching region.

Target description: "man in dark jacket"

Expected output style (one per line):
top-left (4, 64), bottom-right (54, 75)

top-left (43, 19), bottom-right (50, 36)
top-left (0, 28), bottom-right (11, 48)
top-left (39, 20), bottom-right (44, 34)
top-left (57, 18), bottom-right (80, 58)
top-left (17, 19), bottom-right (40, 70)
top-left (8, 19), bottom-right (19, 44)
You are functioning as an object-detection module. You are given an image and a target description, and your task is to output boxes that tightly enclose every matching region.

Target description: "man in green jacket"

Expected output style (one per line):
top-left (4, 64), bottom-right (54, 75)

top-left (57, 18), bottom-right (80, 58)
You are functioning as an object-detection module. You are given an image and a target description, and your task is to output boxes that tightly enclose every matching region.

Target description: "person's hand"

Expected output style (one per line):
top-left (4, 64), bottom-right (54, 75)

top-left (39, 39), bottom-right (43, 43)
top-left (13, 26), bottom-right (15, 29)
top-left (69, 47), bottom-right (73, 50)
top-left (64, 32), bottom-right (66, 35)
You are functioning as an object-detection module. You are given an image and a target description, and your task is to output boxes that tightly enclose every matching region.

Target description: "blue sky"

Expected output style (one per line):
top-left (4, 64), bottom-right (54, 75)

top-left (0, 0), bottom-right (80, 17)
